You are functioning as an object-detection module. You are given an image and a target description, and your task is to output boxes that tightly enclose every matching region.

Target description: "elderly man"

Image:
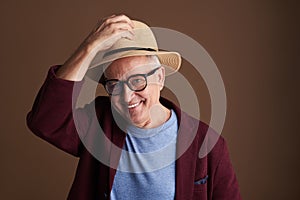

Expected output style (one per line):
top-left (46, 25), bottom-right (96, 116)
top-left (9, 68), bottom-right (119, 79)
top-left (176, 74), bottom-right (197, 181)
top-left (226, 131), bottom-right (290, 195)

top-left (27, 15), bottom-right (241, 199)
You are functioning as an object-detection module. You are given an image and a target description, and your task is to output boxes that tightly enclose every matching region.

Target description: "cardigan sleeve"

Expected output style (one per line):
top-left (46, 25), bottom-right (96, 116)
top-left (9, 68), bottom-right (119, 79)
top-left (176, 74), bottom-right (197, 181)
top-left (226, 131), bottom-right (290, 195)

top-left (212, 138), bottom-right (242, 199)
top-left (26, 66), bottom-right (89, 157)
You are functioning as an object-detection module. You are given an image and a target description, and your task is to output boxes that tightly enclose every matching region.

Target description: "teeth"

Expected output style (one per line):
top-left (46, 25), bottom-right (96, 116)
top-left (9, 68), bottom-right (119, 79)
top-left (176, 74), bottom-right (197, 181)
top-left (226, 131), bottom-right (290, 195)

top-left (128, 102), bottom-right (140, 109)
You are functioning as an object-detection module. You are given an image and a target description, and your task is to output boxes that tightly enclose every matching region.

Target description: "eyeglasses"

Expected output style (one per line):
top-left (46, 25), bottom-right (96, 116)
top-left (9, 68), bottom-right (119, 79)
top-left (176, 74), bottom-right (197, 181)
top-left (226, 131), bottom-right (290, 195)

top-left (101, 67), bottom-right (161, 96)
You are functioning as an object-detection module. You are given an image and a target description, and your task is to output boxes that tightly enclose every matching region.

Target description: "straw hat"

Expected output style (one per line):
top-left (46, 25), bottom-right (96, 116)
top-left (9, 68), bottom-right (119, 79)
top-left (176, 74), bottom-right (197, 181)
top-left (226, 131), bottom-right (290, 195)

top-left (87, 20), bottom-right (181, 81)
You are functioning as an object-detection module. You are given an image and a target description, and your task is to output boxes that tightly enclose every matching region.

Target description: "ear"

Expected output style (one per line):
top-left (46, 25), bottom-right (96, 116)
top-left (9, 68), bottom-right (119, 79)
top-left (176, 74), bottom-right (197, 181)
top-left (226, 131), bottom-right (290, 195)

top-left (157, 67), bottom-right (165, 91)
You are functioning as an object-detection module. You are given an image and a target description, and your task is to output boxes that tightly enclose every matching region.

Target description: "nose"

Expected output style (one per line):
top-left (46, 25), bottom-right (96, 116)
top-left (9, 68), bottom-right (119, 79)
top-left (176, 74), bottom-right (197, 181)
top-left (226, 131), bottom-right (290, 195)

top-left (122, 83), bottom-right (134, 103)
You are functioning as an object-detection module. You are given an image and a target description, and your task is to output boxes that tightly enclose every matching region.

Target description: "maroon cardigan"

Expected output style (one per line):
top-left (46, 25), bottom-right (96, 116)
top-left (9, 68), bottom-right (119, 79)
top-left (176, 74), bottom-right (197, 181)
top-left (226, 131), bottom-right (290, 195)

top-left (27, 66), bottom-right (241, 200)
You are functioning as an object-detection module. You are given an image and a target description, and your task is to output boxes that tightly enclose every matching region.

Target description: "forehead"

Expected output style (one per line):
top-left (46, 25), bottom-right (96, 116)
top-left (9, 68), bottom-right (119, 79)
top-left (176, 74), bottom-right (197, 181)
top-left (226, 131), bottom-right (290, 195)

top-left (104, 56), bottom-right (157, 78)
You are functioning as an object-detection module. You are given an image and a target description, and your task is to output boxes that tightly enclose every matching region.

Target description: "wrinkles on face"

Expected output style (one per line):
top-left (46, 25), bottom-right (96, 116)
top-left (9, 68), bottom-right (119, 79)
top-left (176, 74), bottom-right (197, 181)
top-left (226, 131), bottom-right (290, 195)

top-left (104, 56), bottom-right (169, 128)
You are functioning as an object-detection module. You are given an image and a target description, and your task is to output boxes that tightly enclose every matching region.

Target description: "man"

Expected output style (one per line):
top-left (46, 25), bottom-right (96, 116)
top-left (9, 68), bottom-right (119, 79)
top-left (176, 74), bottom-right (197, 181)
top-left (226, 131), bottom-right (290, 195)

top-left (27, 14), bottom-right (241, 199)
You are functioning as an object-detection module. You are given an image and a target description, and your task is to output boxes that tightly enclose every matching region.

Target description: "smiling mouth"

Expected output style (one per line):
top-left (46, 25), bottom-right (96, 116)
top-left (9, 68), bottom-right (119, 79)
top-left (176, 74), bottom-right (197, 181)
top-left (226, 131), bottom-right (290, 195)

top-left (127, 101), bottom-right (142, 109)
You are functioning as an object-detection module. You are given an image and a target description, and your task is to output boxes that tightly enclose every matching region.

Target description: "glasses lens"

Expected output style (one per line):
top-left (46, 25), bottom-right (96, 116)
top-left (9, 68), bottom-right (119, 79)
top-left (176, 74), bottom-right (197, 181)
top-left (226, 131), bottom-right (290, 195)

top-left (105, 81), bottom-right (122, 95)
top-left (128, 75), bottom-right (146, 91)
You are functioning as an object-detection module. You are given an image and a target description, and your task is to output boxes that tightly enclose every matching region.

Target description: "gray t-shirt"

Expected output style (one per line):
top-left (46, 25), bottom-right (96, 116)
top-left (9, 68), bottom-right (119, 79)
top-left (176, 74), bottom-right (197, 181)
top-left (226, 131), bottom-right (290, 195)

top-left (110, 109), bottom-right (178, 200)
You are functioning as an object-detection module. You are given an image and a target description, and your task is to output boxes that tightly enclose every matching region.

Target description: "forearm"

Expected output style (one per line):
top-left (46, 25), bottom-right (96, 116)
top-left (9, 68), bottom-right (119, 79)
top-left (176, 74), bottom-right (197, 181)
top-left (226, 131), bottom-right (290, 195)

top-left (56, 42), bottom-right (98, 81)
top-left (27, 14), bottom-right (134, 155)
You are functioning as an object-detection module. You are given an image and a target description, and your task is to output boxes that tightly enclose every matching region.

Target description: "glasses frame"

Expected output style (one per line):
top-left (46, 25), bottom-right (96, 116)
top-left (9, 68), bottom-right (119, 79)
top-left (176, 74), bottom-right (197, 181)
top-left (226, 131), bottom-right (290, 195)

top-left (101, 67), bottom-right (161, 96)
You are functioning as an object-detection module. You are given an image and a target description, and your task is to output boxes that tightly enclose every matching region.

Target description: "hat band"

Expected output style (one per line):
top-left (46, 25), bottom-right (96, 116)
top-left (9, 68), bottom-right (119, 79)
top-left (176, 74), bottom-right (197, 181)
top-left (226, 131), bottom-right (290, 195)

top-left (103, 47), bottom-right (157, 58)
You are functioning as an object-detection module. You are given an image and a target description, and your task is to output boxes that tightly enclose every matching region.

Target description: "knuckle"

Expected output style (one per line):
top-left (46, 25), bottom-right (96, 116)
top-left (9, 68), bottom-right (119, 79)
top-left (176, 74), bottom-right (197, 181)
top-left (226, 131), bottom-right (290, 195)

top-left (103, 19), bottom-right (110, 26)
top-left (107, 23), bottom-right (114, 29)
top-left (111, 29), bottom-right (118, 34)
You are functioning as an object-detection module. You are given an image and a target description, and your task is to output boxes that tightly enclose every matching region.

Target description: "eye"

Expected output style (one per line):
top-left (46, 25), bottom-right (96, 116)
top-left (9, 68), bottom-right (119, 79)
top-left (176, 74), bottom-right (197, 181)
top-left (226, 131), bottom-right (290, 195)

top-left (130, 76), bottom-right (145, 86)
top-left (132, 78), bottom-right (142, 84)
top-left (106, 81), bottom-right (118, 87)
top-left (105, 81), bottom-right (121, 92)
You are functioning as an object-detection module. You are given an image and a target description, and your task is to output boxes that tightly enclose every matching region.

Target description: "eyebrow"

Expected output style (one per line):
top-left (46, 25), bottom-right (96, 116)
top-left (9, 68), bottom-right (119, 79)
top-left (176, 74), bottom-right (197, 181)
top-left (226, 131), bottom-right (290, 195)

top-left (103, 64), bottom-right (160, 81)
top-left (103, 67), bottom-right (161, 83)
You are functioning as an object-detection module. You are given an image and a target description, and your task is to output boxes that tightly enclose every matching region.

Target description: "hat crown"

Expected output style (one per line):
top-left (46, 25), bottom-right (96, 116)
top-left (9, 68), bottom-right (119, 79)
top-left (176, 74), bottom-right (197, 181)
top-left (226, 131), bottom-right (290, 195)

top-left (88, 19), bottom-right (181, 79)
top-left (109, 20), bottom-right (158, 51)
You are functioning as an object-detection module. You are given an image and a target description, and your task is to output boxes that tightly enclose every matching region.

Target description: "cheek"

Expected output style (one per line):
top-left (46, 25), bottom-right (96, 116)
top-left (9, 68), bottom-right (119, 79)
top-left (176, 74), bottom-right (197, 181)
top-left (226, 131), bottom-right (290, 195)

top-left (142, 86), bottom-right (161, 104)
top-left (110, 97), bottom-right (122, 110)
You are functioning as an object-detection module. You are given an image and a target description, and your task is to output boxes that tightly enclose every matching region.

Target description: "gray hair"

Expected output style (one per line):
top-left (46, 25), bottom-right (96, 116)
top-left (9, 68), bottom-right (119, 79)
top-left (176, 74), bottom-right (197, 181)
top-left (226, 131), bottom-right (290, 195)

top-left (146, 55), bottom-right (161, 66)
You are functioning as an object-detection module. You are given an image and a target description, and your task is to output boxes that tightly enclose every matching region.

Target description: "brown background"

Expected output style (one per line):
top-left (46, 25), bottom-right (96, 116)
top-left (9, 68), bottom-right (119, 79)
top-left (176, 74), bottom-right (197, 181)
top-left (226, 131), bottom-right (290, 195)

top-left (0, 0), bottom-right (299, 199)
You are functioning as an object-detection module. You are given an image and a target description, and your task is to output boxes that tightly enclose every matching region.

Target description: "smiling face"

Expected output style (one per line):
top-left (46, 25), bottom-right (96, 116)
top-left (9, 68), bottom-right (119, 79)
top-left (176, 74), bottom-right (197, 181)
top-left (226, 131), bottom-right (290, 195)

top-left (104, 55), bottom-right (169, 128)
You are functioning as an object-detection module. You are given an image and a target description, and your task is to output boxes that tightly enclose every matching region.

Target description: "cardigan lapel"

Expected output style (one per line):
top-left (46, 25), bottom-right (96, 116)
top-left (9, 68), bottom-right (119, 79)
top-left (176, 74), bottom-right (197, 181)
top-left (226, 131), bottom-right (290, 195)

top-left (162, 98), bottom-right (199, 200)
top-left (108, 117), bottom-right (127, 192)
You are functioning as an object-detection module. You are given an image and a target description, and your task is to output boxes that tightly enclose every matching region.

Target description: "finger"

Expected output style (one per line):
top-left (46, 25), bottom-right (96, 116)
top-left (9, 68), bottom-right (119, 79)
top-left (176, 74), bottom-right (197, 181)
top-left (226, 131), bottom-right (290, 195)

top-left (118, 29), bottom-right (134, 40)
top-left (99, 29), bottom-right (134, 50)
top-left (94, 14), bottom-right (117, 30)
top-left (105, 14), bottom-right (134, 28)
top-left (107, 27), bottom-right (134, 41)
top-left (101, 14), bottom-right (117, 23)
top-left (106, 22), bottom-right (134, 35)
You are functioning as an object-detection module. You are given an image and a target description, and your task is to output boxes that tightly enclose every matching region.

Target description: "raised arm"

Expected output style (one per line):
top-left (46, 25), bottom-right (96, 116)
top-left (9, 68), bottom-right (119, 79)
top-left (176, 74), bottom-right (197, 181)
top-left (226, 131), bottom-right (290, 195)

top-left (26, 15), bottom-right (134, 156)
top-left (56, 14), bottom-right (134, 81)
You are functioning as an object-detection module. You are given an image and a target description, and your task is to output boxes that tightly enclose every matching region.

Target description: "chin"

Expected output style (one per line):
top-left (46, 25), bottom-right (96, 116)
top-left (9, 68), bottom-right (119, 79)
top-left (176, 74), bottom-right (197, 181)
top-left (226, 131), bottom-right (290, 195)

top-left (128, 116), bottom-right (143, 125)
top-left (129, 114), bottom-right (149, 127)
